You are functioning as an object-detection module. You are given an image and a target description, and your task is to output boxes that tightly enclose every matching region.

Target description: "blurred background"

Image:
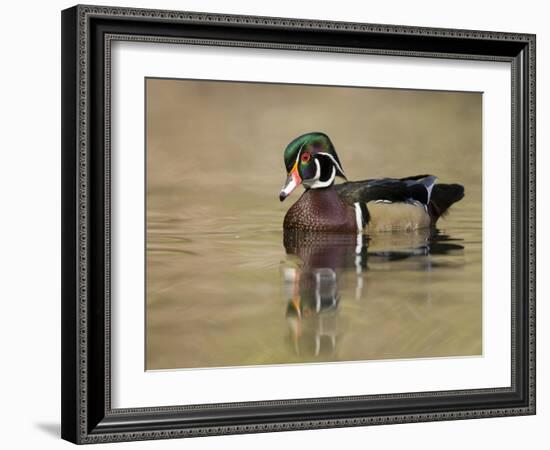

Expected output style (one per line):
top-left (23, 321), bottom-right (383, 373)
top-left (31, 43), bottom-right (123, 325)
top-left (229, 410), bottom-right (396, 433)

top-left (146, 78), bottom-right (481, 211)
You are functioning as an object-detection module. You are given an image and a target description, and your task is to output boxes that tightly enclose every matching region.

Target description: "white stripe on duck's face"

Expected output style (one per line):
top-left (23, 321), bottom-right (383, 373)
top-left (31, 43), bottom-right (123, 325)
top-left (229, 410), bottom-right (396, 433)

top-left (366, 201), bottom-right (431, 232)
top-left (316, 152), bottom-right (346, 178)
top-left (302, 154), bottom-right (339, 189)
top-left (303, 160), bottom-right (336, 189)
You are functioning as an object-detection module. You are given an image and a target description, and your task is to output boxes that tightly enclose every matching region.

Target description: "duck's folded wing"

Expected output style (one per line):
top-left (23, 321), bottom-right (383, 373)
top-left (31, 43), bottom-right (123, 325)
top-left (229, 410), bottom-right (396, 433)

top-left (335, 175), bottom-right (437, 206)
top-left (400, 175), bottom-right (438, 204)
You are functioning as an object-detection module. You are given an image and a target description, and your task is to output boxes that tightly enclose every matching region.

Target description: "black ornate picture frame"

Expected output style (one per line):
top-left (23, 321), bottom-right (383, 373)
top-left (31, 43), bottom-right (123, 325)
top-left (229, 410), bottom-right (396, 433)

top-left (61, 4), bottom-right (536, 444)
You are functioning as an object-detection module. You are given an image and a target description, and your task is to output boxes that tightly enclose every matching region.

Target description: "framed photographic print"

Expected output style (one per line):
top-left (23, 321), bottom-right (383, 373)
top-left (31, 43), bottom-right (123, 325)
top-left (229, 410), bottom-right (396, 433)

top-left (61, 4), bottom-right (536, 444)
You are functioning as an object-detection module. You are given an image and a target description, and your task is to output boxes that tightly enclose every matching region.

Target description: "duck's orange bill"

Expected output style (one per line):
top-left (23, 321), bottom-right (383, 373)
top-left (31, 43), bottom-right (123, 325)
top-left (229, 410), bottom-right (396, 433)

top-left (279, 161), bottom-right (302, 202)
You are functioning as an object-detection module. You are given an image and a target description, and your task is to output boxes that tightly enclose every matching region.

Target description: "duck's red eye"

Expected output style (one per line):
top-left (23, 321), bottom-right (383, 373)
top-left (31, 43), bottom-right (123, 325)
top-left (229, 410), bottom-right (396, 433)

top-left (301, 152), bottom-right (311, 163)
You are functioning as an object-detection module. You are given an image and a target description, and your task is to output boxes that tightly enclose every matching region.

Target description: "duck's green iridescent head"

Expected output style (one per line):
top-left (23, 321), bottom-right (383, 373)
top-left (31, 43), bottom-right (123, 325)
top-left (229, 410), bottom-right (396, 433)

top-left (279, 132), bottom-right (346, 201)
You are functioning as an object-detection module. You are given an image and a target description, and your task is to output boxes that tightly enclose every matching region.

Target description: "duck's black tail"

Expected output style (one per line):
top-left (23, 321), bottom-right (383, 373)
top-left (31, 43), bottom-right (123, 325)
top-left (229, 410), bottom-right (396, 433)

top-left (430, 184), bottom-right (465, 220)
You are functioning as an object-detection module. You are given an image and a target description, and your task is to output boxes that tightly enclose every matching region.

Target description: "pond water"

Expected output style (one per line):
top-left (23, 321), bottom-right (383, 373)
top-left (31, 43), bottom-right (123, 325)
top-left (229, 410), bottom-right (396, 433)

top-left (145, 194), bottom-right (482, 370)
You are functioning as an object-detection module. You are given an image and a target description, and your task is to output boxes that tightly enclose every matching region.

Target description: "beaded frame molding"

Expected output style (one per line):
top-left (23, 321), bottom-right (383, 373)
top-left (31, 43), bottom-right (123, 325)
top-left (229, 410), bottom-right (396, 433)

top-left (61, 4), bottom-right (536, 444)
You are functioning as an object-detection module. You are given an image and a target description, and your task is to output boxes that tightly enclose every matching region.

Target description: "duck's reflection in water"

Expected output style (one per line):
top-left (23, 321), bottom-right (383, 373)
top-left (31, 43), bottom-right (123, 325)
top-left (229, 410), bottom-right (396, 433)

top-left (281, 228), bottom-right (464, 357)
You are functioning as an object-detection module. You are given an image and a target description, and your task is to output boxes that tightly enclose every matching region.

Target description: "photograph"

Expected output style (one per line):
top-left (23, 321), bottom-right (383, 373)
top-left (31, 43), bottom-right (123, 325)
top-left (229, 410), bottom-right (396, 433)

top-left (145, 78), bottom-right (482, 370)
top-left (58, 3), bottom-right (536, 444)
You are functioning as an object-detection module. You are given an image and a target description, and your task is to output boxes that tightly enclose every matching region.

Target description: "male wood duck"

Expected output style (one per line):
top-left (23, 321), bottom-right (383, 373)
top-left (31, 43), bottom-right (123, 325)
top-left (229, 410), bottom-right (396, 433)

top-left (279, 132), bottom-right (465, 233)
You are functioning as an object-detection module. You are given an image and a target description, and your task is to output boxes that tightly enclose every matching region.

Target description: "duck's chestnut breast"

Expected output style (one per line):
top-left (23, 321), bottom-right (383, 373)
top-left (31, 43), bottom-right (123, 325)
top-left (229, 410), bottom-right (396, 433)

top-left (283, 188), bottom-right (357, 233)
